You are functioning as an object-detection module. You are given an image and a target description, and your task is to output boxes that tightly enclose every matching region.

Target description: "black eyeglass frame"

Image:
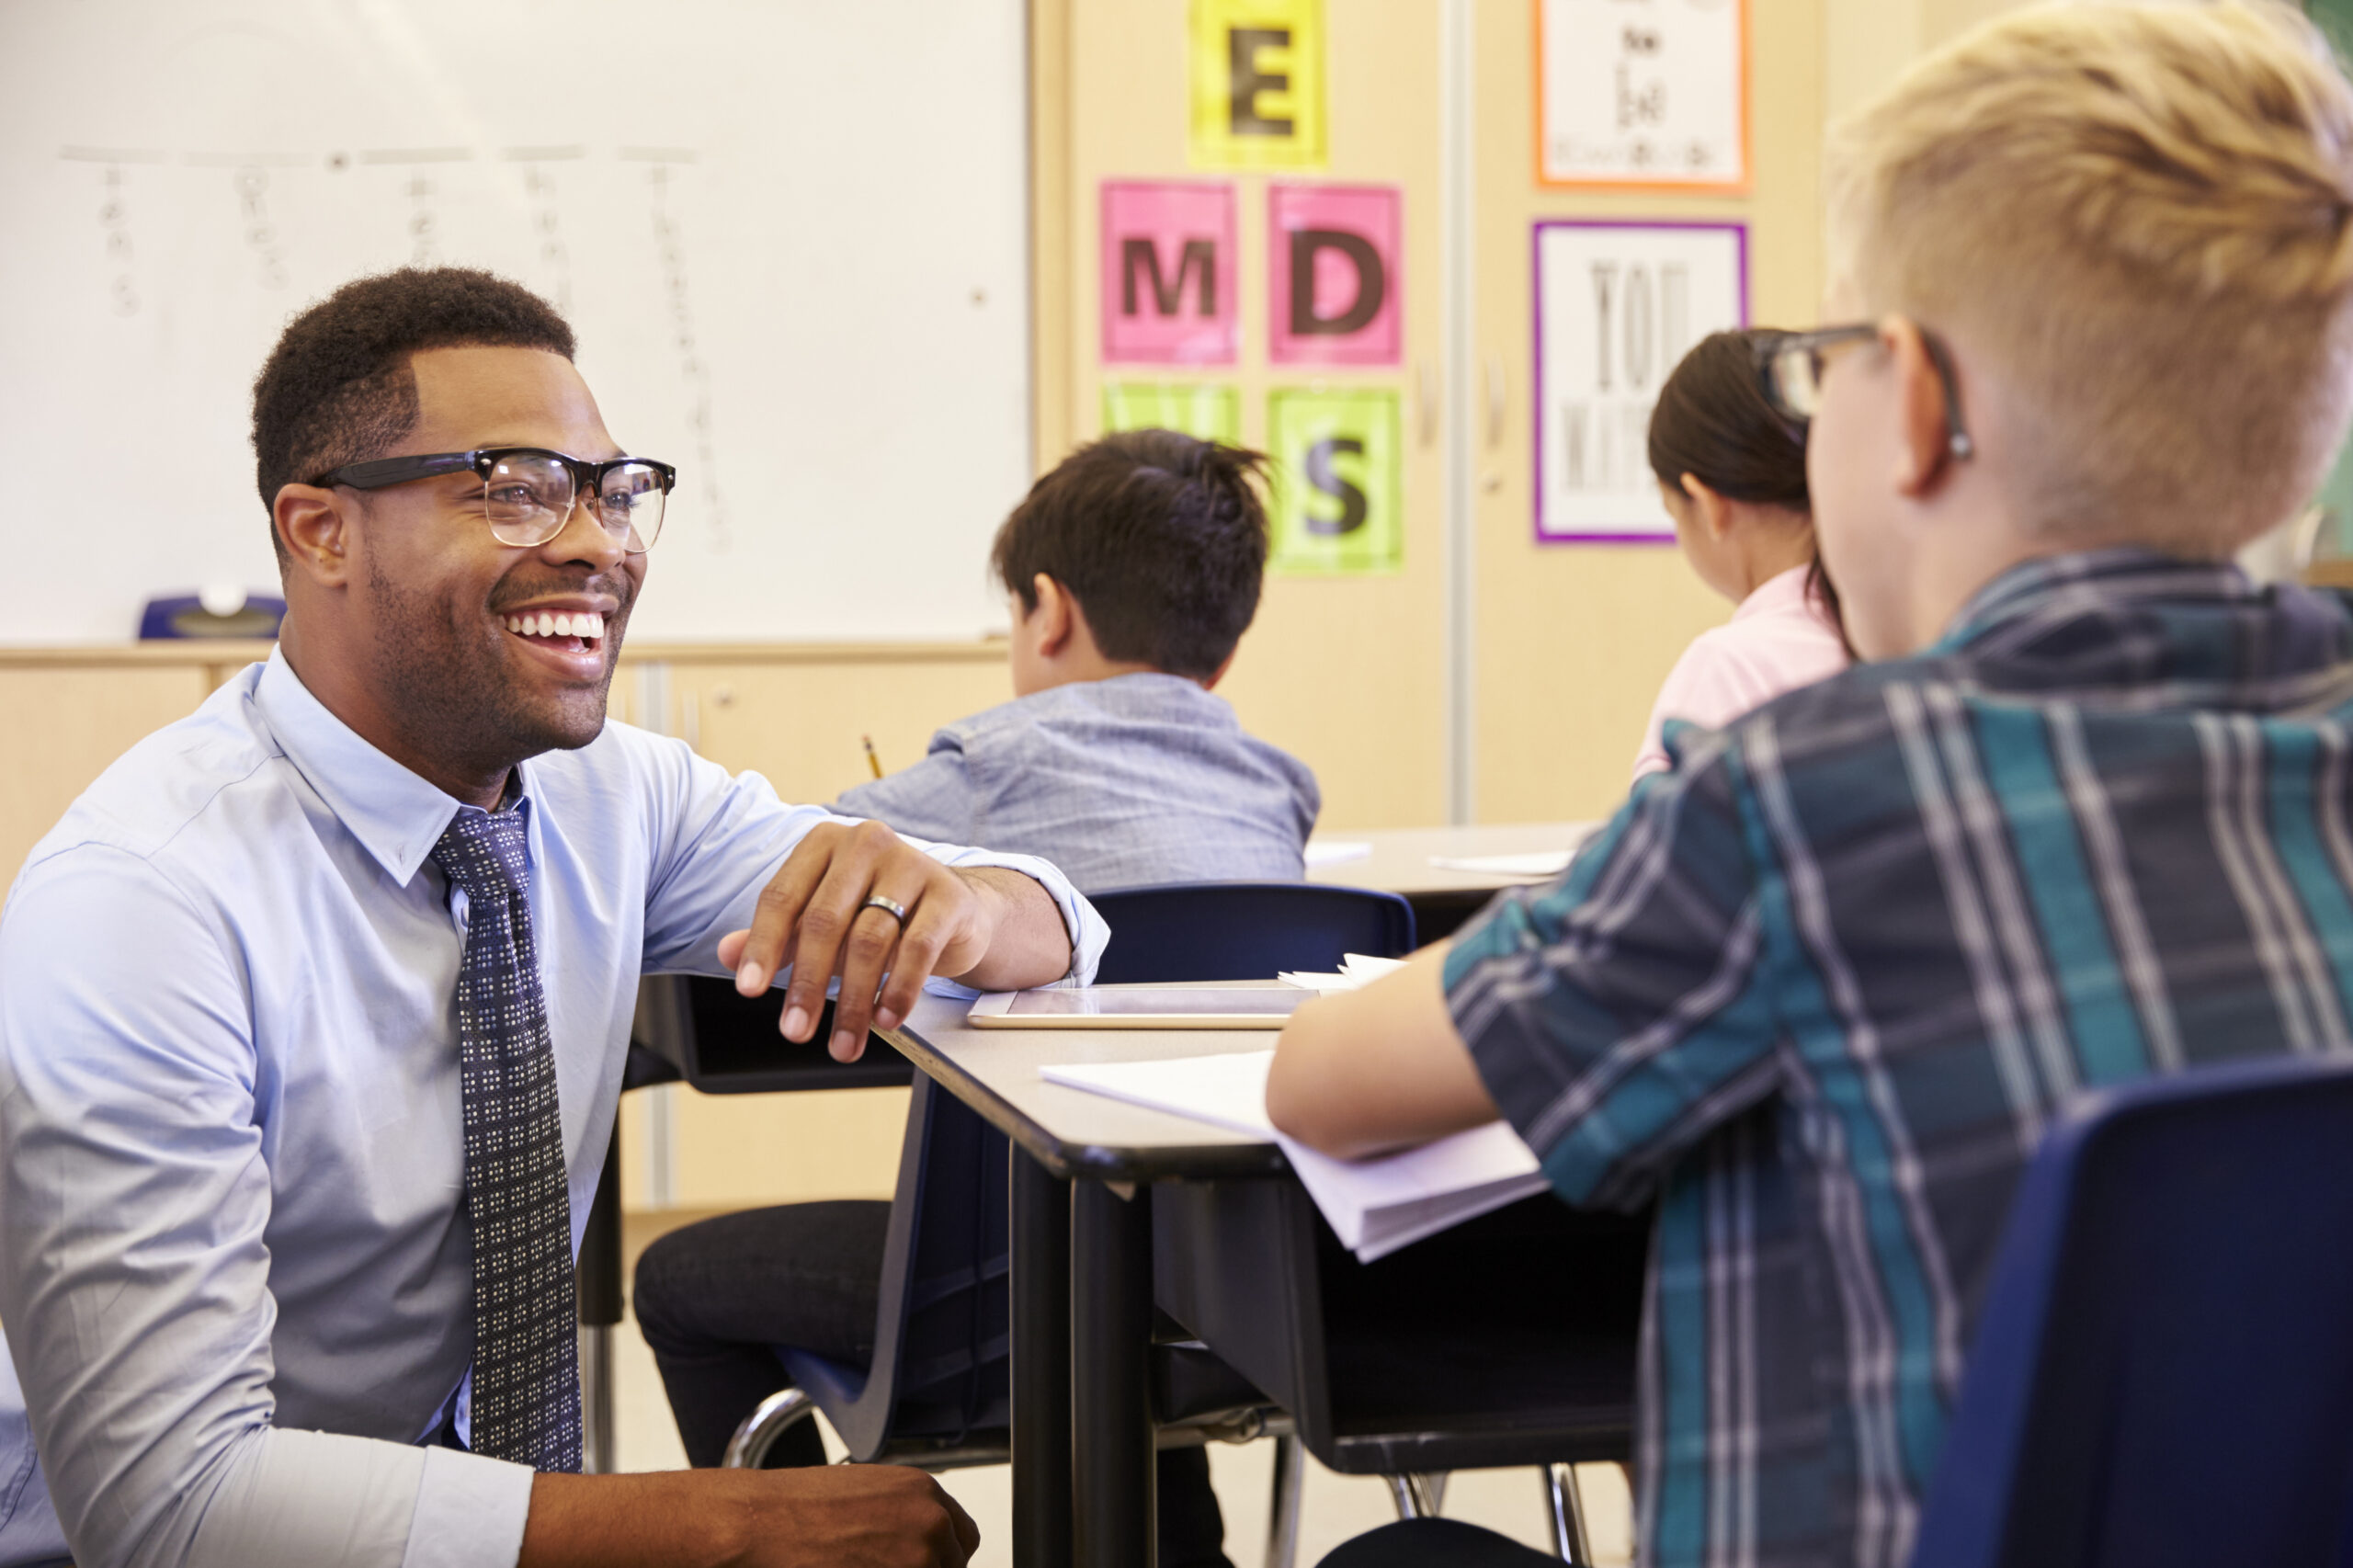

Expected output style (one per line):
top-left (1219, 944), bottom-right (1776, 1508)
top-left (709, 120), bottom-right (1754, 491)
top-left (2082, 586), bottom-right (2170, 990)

top-left (1754, 324), bottom-right (1975, 460)
top-left (308, 446), bottom-right (679, 551)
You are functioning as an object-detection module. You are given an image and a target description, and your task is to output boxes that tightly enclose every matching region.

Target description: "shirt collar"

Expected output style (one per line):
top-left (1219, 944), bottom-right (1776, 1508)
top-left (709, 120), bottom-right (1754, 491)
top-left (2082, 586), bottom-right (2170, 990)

top-left (1929, 547), bottom-right (2252, 653)
top-left (254, 647), bottom-right (531, 886)
top-left (1733, 563), bottom-right (1815, 622)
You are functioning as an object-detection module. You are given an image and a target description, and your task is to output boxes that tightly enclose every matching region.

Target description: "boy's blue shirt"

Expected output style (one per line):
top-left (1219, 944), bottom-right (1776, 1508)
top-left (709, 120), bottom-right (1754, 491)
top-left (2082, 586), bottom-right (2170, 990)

top-left (834, 671), bottom-right (1321, 892)
top-left (1445, 549), bottom-right (2353, 1568)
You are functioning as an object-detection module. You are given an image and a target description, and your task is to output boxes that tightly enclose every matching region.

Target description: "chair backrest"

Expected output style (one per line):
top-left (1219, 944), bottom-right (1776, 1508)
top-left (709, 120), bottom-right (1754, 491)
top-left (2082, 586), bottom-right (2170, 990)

top-left (1088, 882), bottom-right (1415, 983)
top-left (801, 881), bottom-right (1417, 1459)
top-left (1912, 1053), bottom-right (2353, 1568)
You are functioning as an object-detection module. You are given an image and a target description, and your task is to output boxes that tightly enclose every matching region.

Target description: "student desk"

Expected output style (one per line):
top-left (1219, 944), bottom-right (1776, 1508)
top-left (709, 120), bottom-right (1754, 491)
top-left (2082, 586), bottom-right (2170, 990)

top-left (876, 984), bottom-right (1647, 1568)
top-left (1306, 821), bottom-right (1598, 941)
top-left (877, 991), bottom-right (1281, 1568)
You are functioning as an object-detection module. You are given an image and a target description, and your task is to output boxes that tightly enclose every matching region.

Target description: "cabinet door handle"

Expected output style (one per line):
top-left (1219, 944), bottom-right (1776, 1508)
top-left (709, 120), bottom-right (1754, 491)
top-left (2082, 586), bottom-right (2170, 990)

top-left (1484, 356), bottom-right (1507, 449)
top-left (1416, 360), bottom-right (1439, 447)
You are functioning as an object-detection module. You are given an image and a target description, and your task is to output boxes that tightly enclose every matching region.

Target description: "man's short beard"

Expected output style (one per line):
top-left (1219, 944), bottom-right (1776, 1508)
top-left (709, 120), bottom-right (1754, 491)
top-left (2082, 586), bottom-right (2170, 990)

top-left (364, 551), bottom-right (615, 782)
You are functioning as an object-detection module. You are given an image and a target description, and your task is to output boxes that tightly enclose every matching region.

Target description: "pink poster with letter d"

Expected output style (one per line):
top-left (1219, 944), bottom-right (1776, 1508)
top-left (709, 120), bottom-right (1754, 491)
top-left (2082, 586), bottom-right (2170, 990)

top-left (1268, 183), bottom-right (1402, 366)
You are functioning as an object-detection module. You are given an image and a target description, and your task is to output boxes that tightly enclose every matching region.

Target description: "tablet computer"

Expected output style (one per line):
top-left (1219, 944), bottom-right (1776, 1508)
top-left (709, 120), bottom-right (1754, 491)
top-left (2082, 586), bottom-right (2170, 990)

top-left (968, 986), bottom-right (1311, 1029)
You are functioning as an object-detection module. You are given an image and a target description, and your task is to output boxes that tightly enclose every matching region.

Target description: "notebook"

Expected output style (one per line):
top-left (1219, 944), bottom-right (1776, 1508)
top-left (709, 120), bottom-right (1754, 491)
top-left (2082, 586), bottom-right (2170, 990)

top-left (1039, 1051), bottom-right (1549, 1262)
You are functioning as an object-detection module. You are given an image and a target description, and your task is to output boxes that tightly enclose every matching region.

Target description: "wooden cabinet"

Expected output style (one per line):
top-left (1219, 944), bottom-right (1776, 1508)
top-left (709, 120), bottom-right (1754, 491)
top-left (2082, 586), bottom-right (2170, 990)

top-left (1039, 0), bottom-right (1452, 833)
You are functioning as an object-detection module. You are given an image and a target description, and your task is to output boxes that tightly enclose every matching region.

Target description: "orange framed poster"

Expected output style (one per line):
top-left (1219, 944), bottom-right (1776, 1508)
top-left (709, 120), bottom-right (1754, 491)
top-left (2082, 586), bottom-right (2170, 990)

top-left (1534, 0), bottom-right (1752, 195)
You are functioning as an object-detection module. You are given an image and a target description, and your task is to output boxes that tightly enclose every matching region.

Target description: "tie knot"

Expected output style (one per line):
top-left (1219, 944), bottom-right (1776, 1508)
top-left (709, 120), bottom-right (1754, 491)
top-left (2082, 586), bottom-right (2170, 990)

top-left (432, 807), bottom-right (531, 903)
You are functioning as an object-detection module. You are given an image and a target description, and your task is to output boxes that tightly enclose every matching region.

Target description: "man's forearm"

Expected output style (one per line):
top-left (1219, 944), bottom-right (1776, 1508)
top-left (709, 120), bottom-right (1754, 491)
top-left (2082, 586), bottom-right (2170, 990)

top-left (520, 1466), bottom-right (977, 1568)
top-left (520, 1473), bottom-right (740, 1568)
top-left (950, 867), bottom-right (1074, 992)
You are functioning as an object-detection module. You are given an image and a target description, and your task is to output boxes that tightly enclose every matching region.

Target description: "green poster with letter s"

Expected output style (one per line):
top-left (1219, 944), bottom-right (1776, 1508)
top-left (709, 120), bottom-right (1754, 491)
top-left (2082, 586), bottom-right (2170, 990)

top-left (1267, 388), bottom-right (1402, 575)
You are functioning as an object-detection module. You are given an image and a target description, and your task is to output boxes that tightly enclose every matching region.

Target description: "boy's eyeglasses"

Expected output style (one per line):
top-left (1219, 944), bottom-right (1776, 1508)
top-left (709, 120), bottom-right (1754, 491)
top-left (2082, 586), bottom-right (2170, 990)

top-left (1754, 324), bottom-right (1975, 460)
top-left (310, 447), bottom-right (677, 553)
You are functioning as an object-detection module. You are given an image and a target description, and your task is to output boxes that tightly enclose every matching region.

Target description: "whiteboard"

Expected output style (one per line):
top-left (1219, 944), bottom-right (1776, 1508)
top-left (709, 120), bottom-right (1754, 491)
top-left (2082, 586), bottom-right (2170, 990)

top-left (0, 0), bottom-right (1032, 644)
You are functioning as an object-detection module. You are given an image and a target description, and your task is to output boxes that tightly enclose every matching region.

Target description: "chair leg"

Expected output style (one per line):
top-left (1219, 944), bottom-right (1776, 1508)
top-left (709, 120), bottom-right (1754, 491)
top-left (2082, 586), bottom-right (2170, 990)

top-left (1263, 1433), bottom-right (1306, 1568)
top-left (1542, 1464), bottom-right (1594, 1565)
top-left (722, 1386), bottom-right (819, 1470)
top-left (578, 1324), bottom-right (617, 1473)
top-left (1383, 1471), bottom-right (1449, 1520)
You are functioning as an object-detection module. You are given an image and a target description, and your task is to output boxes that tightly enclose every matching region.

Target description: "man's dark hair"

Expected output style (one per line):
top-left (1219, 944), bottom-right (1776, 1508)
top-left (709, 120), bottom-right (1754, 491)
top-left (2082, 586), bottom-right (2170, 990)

top-left (250, 267), bottom-right (575, 557)
top-left (991, 430), bottom-right (1271, 680)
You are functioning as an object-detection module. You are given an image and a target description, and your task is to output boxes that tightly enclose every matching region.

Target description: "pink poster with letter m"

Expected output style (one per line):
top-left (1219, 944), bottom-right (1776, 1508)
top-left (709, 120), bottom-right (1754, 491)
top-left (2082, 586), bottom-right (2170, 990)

top-left (1100, 180), bottom-right (1239, 365)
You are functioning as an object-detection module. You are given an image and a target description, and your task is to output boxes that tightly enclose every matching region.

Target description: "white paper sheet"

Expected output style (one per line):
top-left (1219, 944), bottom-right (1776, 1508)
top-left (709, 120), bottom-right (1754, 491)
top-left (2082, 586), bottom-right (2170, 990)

top-left (1040, 1051), bottom-right (1549, 1261)
top-left (1304, 840), bottom-right (1374, 868)
top-left (1427, 850), bottom-right (1578, 878)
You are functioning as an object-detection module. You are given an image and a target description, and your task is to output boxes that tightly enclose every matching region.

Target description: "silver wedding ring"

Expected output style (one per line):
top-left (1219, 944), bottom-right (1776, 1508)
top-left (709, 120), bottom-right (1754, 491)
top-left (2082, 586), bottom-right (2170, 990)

top-left (860, 893), bottom-right (911, 927)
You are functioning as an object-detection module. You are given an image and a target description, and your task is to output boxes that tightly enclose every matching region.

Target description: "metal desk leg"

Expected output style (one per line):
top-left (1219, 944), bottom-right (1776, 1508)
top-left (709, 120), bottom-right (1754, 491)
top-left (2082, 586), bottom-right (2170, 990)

top-left (1012, 1150), bottom-right (1074, 1568)
top-left (1072, 1180), bottom-right (1155, 1568)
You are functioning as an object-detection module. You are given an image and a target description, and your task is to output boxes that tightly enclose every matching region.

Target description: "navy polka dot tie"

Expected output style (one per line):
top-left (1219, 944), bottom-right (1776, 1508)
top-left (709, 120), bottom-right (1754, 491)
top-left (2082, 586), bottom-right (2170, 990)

top-left (433, 805), bottom-right (584, 1473)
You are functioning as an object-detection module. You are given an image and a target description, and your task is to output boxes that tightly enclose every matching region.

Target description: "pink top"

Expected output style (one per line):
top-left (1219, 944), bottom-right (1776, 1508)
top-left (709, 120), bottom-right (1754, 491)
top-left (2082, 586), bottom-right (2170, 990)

top-left (1632, 565), bottom-right (1851, 778)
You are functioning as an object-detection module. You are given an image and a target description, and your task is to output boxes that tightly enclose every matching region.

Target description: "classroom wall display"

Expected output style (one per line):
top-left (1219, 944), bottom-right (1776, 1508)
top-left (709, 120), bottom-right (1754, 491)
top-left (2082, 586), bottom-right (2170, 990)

top-left (1188, 0), bottom-right (1328, 171)
top-left (1100, 180), bottom-right (1241, 365)
top-left (0, 0), bottom-right (1033, 644)
top-left (1267, 184), bottom-right (1402, 367)
top-left (1534, 220), bottom-right (1747, 543)
top-left (1536, 0), bottom-right (1750, 193)
top-left (1267, 389), bottom-right (1403, 575)
top-left (1101, 383), bottom-right (1243, 443)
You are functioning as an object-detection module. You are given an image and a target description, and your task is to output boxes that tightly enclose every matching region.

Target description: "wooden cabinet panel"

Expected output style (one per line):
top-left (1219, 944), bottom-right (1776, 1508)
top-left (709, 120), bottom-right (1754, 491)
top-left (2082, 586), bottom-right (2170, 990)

top-left (667, 653), bottom-right (1014, 809)
top-left (0, 665), bottom-right (219, 885)
top-left (1051, 0), bottom-right (1450, 833)
top-left (1469, 0), bottom-right (1826, 824)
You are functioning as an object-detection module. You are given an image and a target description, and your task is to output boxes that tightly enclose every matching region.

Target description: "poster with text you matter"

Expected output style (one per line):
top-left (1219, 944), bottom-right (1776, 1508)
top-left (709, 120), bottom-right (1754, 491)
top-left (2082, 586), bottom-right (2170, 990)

top-left (1534, 221), bottom-right (1746, 542)
top-left (1538, 0), bottom-right (1749, 191)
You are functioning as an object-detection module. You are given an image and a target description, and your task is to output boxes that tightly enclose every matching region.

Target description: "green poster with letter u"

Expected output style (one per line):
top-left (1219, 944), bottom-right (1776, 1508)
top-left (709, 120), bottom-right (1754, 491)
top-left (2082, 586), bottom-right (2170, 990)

top-left (1267, 387), bottom-right (1402, 575)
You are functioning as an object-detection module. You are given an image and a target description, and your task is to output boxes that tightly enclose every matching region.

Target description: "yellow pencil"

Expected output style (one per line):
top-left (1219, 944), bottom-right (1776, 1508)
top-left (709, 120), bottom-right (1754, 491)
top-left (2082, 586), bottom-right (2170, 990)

top-left (862, 734), bottom-right (884, 778)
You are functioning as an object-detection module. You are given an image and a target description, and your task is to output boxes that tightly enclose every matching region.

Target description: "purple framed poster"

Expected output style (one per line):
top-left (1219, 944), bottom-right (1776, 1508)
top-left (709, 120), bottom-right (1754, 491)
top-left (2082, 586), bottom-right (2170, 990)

top-left (1532, 219), bottom-right (1748, 542)
top-left (1100, 180), bottom-right (1239, 366)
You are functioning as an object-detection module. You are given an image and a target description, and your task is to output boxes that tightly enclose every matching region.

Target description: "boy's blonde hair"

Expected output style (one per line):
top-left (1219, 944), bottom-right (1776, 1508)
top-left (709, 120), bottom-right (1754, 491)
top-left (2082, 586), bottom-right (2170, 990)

top-left (1826, 0), bottom-right (2353, 554)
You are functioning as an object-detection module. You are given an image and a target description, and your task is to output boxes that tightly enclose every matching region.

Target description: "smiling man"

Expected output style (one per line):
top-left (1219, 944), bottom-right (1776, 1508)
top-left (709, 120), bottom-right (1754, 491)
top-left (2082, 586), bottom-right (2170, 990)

top-left (0, 268), bottom-right (1101, 1568)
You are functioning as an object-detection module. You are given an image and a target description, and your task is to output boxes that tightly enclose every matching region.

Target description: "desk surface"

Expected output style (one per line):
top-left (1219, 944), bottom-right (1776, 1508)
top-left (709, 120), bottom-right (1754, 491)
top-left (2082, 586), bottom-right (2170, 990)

top-left (882, 984), bottom-right (1290, 1182)
top-left (1304, 820), bottom-right (1597, 897)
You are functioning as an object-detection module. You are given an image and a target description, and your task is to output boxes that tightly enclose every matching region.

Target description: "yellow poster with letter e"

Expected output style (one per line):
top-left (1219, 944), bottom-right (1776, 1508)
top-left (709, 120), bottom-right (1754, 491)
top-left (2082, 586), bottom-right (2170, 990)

top-left (1267, 388), bottom-right (1401, 575)
top-left (1189, 0), bottom-right (1327, 170)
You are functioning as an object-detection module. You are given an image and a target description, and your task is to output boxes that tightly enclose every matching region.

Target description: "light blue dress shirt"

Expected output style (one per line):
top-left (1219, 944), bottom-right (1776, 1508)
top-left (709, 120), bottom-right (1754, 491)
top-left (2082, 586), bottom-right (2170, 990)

top-left (832, 673), bottom-right (1321, 893)
top-left (0, 649), bottom-right (1106, 1568)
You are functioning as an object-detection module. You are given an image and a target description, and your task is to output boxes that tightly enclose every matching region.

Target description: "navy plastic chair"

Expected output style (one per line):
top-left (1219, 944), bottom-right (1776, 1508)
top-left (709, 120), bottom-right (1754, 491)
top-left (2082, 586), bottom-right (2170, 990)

top-left (724, 883), bottom-right (1418, 1486)
top-left (1912, 1053), bottom-right (2353, 1568)
top-left (1089, 881), bottom-right (1415, 985)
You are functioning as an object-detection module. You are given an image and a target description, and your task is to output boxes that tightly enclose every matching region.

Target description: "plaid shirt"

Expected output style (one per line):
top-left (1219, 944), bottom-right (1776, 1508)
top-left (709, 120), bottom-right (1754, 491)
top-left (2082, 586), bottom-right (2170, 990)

top-left (1446, 551), bottom-right (2353, 1568)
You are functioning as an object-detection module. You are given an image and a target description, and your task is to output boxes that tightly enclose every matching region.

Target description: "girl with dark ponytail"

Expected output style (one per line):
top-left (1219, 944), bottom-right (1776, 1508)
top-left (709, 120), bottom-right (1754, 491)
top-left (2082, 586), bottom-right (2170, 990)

top-left (1635, 329), bottom-right (1851, 778)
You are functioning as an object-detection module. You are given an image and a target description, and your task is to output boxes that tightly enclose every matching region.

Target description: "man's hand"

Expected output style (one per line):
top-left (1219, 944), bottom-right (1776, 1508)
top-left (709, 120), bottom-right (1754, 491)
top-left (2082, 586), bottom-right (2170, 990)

top-left (521, 1465), bottom-right (979, 1568)
top-left (717, 820), bottom-right (1074, 1061)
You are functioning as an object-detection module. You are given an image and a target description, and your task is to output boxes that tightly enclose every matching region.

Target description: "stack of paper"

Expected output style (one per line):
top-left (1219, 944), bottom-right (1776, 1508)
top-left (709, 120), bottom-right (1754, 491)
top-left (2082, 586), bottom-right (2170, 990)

top-left (1303, 840), bottom-right (1375, 868)
top-left (1040, 1051), bottom-right (1548, 1262)
top-left (1277, 953), bottom-right (1408, 993)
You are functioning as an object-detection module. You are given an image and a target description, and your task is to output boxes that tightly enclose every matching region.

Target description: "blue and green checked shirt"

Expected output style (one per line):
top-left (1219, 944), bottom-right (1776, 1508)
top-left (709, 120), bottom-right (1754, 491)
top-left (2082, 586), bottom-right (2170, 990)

top-left (1446, 550), bottom-right (2353, 1568)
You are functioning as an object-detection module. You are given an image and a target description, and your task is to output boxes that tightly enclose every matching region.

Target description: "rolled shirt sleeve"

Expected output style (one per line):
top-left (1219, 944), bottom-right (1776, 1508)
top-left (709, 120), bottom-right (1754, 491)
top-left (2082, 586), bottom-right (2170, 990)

top-left (1443, 750), bottom-right (1781, 1210)
top-left (0, 852), bottom-right (532, 1568)
top-left (638, 742), bottom-right (1105, 988)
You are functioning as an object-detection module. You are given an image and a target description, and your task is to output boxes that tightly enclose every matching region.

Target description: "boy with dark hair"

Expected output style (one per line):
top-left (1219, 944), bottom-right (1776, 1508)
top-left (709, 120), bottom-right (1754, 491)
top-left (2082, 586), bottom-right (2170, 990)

top-left (633, 430), bottom-right (1316, 1568)
top-left (830, 427), bottom-right (1319, 891)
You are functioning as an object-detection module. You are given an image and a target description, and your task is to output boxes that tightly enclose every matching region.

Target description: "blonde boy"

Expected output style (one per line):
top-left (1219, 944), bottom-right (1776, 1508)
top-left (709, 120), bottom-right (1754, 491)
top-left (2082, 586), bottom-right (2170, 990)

top-left (1267, 6), bottom-right (2353, 1567)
